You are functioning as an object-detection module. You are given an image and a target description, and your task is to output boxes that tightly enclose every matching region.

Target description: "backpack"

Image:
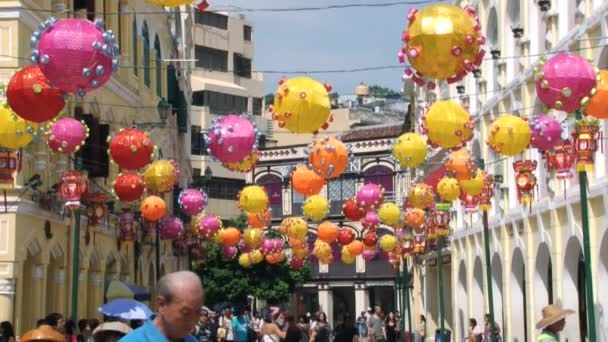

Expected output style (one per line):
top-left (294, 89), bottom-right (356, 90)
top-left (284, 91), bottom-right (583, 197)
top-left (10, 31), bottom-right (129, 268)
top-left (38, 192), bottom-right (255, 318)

top-left (315, 324), bottom-right (330, 342)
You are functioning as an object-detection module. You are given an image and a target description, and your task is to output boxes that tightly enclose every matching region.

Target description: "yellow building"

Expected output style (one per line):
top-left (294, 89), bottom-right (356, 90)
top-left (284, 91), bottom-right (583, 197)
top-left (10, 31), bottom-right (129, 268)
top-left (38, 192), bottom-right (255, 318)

top-left (0, 0), bottom-right (193, 334)
top-left (411, 1), bottom-right (608, 341)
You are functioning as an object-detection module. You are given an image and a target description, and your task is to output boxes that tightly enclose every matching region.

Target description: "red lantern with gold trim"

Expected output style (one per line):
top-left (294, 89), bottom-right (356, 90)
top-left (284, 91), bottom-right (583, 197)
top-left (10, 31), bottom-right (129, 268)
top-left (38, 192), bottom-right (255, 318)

top-left (113, 172), bottom-right (145, 202)
top-left (460, 193), bottom-right (479, 214)
top-left (413, 234), bottom-right (426, 254)
top-left (431, 209), bottom-right (451, 238)
top-left (478, 173), bottom-right (495, 212)
top-left (60, 170), bottom-right (88, 207)
top-left (572, 118), bottom-right (600, 173)
top-left (83, 192), bottom-right (107, 225)
top-left (513, 160), bottom-right (537, 209)
top-left (546, 139), bottom-right (576, 180)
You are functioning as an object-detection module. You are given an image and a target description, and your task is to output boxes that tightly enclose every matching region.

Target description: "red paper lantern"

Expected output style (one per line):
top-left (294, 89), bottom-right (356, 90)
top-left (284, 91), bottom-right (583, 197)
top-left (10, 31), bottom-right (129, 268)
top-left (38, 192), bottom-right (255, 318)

top-left (109, 129), bottom-right (155, 170)
top-left (431, 210), bottom-right (451, 238)
top-left (342, 198), bottom-right (365, 221)
top-left (460, 193), bottom-right (479, 214)
top-left (60, 170), bottom-right (87, 207)
top-left (573, 118), bottom-right (600, 173)
top-left (0, 150), bottom-right (21, 189)
top-left (82, 192), bottom-right (106, 225)
top-left (478, 173), bottom-right (494, 212)
top-left (513, 160), bottom-right (537, 208)
top-left (6, 65), bottom-right (65, 123)
top-left (113, 172), bottom-right (145, 202)
top-left (362, 231), bottom-right (378, 247)
top-left (546, 139), bottom-right (576, 180)
top-left (337, 228), bottom-right (355, 246)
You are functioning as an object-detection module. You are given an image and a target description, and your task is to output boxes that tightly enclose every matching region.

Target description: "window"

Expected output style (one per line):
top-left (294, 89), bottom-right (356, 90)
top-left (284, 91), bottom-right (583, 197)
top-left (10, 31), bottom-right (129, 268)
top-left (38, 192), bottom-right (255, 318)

top-left (142, 21), bottom-right (150, 88)
top-left (74, 0), bottom-right (95, 21)
top-left (74, 111), bottom-right (109, 178)
top-left (328, 175), bottom-right (356, 216)
top-left (204, 178), bottom-right (245, 199)
top-left (244, 25), bottom-right (252, 41)
top-left (233, 54), bottom-right (252, 78)
top-left (363, 165), bottom-right (394, 200)
top-left (132, 15), bottom-right (138, 76)
top-left (257, 175), bottom-right (283, 218)
top-left (154, 35), bottom-right (162, 97)
top-left (195, 46), bottom-right (228, 72)
top-left (195, 11), bottom-right (228, 29)
top-left (192, 90), bottom-right (248, 115)
top-left (292, 190), bottom-right (305, 217)
top-left (191, 126), bottom-right (206, 155)
top-left (252, 98), bottom-right (263, 116)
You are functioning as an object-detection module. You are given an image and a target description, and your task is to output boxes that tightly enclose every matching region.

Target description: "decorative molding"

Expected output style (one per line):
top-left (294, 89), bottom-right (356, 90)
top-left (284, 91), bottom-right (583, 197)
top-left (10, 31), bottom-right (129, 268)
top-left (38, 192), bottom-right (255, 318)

top-left (32, 265), bottom-right (43, 280)
top-left (0, 278), bottom-right (16, 295)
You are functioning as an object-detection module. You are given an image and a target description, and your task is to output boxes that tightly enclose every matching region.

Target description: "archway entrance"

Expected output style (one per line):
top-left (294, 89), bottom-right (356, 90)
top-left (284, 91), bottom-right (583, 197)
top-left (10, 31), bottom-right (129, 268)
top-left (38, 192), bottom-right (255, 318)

top-left (563, 238), bottom-right (587, 341)
top-left (457, 260), bottom-right (468, 340)
top-left (491, 254), bottom-right (503, 332)
top-left (534, 243), bottom-right (553, 317)
top-left (510, 249), bottom-right (527, 342)
top-left (472, 258), bottom-right (484, 322)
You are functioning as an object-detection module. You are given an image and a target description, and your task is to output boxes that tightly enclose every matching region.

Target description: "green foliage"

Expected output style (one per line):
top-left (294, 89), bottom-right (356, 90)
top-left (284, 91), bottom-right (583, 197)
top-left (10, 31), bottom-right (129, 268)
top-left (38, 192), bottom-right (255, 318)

top-left (196, 235), bottom-right (310, 307)
top-left (264, 93), bottom-right (275, 107)
top-left (368, 85), bottom-right (402, 99)
top-left (228, 214), bottom-right (248, 231)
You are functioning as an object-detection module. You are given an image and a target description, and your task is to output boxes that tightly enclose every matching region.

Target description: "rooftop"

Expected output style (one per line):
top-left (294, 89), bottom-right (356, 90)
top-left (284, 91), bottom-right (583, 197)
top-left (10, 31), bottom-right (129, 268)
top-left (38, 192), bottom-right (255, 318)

top-left (338, 124), bottom-right (403, 142)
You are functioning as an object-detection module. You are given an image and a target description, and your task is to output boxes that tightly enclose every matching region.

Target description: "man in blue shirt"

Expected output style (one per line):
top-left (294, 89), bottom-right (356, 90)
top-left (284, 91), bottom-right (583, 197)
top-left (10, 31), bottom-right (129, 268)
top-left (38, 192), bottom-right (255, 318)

top-left (121, 271), bottom-right (204, 342)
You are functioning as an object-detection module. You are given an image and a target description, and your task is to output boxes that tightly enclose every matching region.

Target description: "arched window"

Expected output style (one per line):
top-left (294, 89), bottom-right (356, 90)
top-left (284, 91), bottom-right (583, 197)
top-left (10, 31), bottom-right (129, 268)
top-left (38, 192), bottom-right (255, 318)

top-left (142, 21), bottom-right (150, 88)
top-left (363, 165), bottom-right (394, 199)
top-left (154, 34), bottom-right (162, 97)
top-left (132, 15), bottom-right (138, 76)
top-left (487, 8), bottom-right (499, 47)
top-left (257, 174), bottom-right (282, 218)
top-left (507, 0), bottom-right (520, 27)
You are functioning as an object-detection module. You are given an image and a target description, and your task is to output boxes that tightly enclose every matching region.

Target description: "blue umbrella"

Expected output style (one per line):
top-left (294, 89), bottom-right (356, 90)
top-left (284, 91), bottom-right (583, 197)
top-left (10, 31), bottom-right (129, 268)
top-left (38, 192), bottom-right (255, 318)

top-left (99, 299), bottom-right (153, 320)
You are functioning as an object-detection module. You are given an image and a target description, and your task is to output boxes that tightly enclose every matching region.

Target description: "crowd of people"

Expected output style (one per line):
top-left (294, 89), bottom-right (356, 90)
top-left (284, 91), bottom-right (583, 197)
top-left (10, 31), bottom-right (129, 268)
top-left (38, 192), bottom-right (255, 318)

top-left (0, 271), bottom-right (576, 342)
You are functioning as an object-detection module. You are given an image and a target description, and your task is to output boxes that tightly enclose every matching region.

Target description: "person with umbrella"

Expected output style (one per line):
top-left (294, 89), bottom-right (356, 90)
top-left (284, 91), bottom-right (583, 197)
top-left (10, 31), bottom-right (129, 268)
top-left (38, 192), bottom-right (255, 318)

top-left (121, 271), bottom-right (204, 342)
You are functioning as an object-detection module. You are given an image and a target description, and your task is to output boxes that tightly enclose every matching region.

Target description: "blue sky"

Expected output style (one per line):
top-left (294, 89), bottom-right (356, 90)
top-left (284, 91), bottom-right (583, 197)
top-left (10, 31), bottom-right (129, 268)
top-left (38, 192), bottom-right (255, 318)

top-left (215, 0), bottom-right (419, 95)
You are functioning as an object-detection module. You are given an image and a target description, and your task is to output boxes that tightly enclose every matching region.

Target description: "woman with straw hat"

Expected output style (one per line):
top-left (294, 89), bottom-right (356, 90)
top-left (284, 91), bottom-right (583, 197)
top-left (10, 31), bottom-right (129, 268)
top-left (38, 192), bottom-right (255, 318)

top-left (535, 304), bottom-right (575, 341)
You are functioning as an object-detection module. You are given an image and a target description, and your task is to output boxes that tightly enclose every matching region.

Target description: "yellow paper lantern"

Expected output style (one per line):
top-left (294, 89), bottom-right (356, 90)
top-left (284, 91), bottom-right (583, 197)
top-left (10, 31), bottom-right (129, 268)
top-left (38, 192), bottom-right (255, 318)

top-left (407, 183), bottom-right (435, 209)
top-left (392, 132), bottom-right (428, 168)
top-left (281, 217), bottom-right (308, 240)
top-left (143, 160), bottom-right (178, 194)
top-left (379, 235), bottom-right (398, 252)
top-left (401, 4), bottom-right (485, 81)
top-left (243, 228), bottom-right (265, 249)
top-left (378, 203), bottom-right (402, 227)
top-left (437, 177), bottom-right (461, 202)
top-left (313, 239), bottom-right (332, 260)
top-left (251, 250), bottom-right (264, 264)
top-left (238, 185), bottom-right (269, 214)
top-left (421, 101), bottom-right (474, 150)
top-left (271, 77), bottom-right (332, 134)
top-left (0, 104), bottom-right (40, 150)
top-left (487, 114), bottom-right (531, 156)
top-left (293, 247), bottom-right (308, 259)
top-left (341, 248), bottom-right (356, 264)
top-left (239, 253), bottom-right (253, 268)
top-left (303, 195), bottom-right (329, 222)
top-left (459, 169), bottom-right (484, 196)
top-left (146, 0), bottom-right (193, 7)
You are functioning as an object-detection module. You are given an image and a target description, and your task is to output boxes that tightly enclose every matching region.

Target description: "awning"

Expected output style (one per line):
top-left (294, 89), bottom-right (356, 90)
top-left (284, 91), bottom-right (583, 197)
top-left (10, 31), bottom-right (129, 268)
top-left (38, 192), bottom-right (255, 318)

top-left (422, 166), bottom-right (446, 192)
top-left (105, 280), bottom-right (151, 302)
top-left (191, 76), bottom-right (247, 94)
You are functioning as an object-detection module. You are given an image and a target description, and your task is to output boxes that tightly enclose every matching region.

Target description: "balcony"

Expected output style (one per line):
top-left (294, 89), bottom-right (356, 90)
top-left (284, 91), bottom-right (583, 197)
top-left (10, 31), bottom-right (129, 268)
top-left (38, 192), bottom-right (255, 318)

top-left (191, 105), bottom-right (271, 134)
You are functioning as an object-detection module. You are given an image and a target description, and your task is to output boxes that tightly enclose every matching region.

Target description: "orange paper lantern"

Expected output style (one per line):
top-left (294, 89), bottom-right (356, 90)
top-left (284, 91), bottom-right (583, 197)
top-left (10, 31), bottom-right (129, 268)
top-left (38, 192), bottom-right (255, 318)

top-left (307, 137), bottom-right (349, 179)
top-left (404, 208), bottom-right (425, 232)
top-left (140, 196), bottom-right (166, 222)
top-left (291, 165), bottom-right (325, 196)
top-left (317, 221), bottom-right (339, 243)
top-left (265, 252), bottom-right (285, 265)
top-left (346, 240), bottom-right (364, 256)
top-left (445, 149), bottom-right (477, 180)
top-left (247, 210), bottom-right (271, 228)
top-left (221, 227), bottom-right (242, 247)
top-left (585, 69), bottom-right (608, 119)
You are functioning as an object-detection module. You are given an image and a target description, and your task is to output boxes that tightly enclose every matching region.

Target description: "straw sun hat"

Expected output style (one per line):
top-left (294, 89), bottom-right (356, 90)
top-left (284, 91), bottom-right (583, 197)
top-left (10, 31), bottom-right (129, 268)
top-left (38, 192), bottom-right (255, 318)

top-left (21, 325), bottom-right (64, 342)
top-left (92, 321), bottom-right (132, 336)
top-left (535, 304), bottom-right (575, 329)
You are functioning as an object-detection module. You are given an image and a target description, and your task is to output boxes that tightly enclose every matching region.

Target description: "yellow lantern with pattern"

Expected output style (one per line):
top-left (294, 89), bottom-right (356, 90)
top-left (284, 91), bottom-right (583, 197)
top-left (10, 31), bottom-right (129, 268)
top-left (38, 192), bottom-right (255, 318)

top-left (487, 114), bottom-right (531, 156)
top-left (378, 203), bottom-right (402, 227)
top-left (243, 228), bottom-right (265, 249)
top-left (0, 104), bottom-right (40, 150)
top-left (379, 234), bottom-right (398, 252)
top-left (143, 160), bottom-right (178, 194)
top-left (437, 177), bottom-right (461, 202)
top-left (459, 169), bottom-right (485, 196)
top-left (421, 100), bottom-right (474, 150)
top-left (392, 133), bottom-right (427, 168)
top-left (303, 195), bottom-right (329, 222)
top-left (238, 185), bottom-right (269, 214)
top-left (407, 183), bottom-right (435, 209)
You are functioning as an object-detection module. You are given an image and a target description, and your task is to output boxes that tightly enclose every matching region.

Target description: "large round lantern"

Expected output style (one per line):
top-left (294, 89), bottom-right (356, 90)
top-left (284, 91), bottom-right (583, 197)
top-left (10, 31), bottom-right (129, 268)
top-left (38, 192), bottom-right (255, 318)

top-left (459, 170), bottom-right (484, 196)
top-left (338, 229), bottom-right (355, 246)
top-left (317, 221), bottom-right (339, 243)
top-left (362, 231), bottom-right (378, 248)
top-left (270, 77), bottom-right (333, 134)
top-left (224, 151), bottom-right (258, 173)
top-left (47, 118), bottom-right (88, 154)
top-left (356, 183), bottom-right (384, 211)
top-left (140, 195), bottom-right (166, 222)
top-left (238, 185), bottom-right (269, 214)
top-left (379, 235), bottom-right (398, 252)
top-left (243, 228), bottom-right (265, 249)
top-left (347, 240), bottom-right (364, 256)
top-left (535, 53), bottom-right (597, 112)
top-left (361, 211), bottom-right (381, 230)
top-left (307, 137), bottom-right (349, 179)
top-left (143, 160), bottom-right (179, 194)
top-left (113, 172), bottom-right (145, 202)
top-left (248, 210), bottom-right (272, 229)
top-left (342, 198), bottom-right (365, 221)
top-left (445, 149), bottom-right (477, 180)
top-left (404, 208), bottom-right (425, 232)
top-left (437, 177), bottom-right (461, 202)
top-left (6, 65), bottom-right (64, 123)
top-left (0, 105), bottom-right (40, 150)
top-left (178, 189), bottom-right (207, 217)
top-left (303, 195), bottom-right (329, 222)
top-left (378, 203), bottom-right (402, 227)
top-left (282, 217), bottom-right (308, 240)
top-left (529, 115), bottom-right (562, 152)
top-left (31, 18), bottom-right (119, 95)
top-left (407, 183), bottom-right (434, 209)
top-left (60, 170), bottom-right (87, 207)
top-left (341, 248), bottom-right (355, 264)
top-left (399, 4), bottom-right (485, 85)
top-left (585, 69), bottom-right (608, 119)
top-left (221, 227), bottom-right (242, 247)
top-left (239, 253), bottom-right (253, 268)
top-left (421, 100), bottom-right (474, 149)
top-left (292, 165), bottom-right (325, 196)
top-left (109, 128), bottom-right (155, 170)
top-left (205, 115), bottom-right (258, 164)
top-left (159, 217), bottom-right (184, 240)
top-left (199, 214), bottom-right (222, 239)
top-left (392, 132), bottom-right (427, 168)
top-left (487, 115), bottom-right (531, 156)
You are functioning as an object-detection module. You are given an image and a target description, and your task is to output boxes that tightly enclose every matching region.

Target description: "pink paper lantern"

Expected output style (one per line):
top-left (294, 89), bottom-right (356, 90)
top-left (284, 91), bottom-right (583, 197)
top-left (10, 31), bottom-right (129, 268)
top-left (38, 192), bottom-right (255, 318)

top-left (47, 117), bottom-right (88, 154)
top-left (361, 211), bottom-right (381, 230)
top-left (223, 246), bottom-right (238, 260)
top-left (205, 115), bottom-right (259, 164)
top-left (31, 18), bottom-right (119, 96)
top-left (238, 240), bottom-right (252, 253)
top-left (159, 217), bottom-right (184, 240)
top-left (529, 115), bottom-right (562, 151)
top-left (260, 239), bottom-right (274, 255)
top-left (198, 214), bottom-right (221, 239)
top-left (178, 189), bottom-right (207, 216)
top-left (361, 248), bottom-right (377, 262)
top-left (356, 183), bottom-right (384, 211)
top-left (535, 53), bottom-right (597, 112)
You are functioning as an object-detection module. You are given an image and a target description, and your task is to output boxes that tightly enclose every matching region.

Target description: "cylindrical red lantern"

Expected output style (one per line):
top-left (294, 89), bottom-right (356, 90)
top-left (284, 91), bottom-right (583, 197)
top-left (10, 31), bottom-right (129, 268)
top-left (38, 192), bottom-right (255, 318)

top-left (60, 170), bottom-right (87, 207)
top-left (119, 212), bottom-right (136, 242)
top-left (573, 118), bottom-right (600, 173)
top-left (82, 192), bottom-right (107, 225)
top-left (478, 173), bottom-right (494, 212)
top-left (413, 234), bottom-right (426, 255)
top-left (432, 210), bottom-right (451, 238)
top-left (513, 160), bottom-right (537, 208)
top-left (0, 150), bottom-right (21, 189)
top-left (460, 193), bottom-right (479, 214)
top-left (546, 139), bottom-right (576, 180)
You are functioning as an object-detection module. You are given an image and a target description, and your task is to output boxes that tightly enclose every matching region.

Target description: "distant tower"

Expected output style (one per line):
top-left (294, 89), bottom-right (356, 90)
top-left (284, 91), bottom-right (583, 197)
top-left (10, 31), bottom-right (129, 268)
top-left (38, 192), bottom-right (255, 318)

top-left (355, 82), bottom-right (369, 105)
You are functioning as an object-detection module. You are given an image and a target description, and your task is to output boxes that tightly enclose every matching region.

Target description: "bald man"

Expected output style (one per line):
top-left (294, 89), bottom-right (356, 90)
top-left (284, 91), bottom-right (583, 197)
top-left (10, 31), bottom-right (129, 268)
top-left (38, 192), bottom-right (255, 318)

top-left (121, 271), bottom-right (204, 342)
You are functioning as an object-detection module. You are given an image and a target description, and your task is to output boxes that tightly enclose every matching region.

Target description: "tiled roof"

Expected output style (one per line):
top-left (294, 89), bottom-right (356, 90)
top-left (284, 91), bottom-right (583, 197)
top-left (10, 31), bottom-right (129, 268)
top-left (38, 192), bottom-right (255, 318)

top-left (339, 124), bottom-right (403, 142)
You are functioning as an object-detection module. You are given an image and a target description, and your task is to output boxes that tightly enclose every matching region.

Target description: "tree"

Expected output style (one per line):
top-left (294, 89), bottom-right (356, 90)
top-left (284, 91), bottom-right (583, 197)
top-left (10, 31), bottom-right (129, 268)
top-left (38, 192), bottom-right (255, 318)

top-left (195, 215), bottom-right (310, 306)
top-left (368, 85), bottom-right (402, 99)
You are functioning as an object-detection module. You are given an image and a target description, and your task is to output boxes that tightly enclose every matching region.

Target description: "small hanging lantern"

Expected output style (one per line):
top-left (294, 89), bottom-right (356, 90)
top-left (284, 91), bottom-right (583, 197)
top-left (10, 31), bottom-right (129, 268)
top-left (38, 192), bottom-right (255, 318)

top-left (572, 118), bottom-right (600, 173)
top-left (425, 215), bottom-right (437, 243)
top-left (478, 173), bottom-right (495, 212)
top-left (413, 234), bottom-right (426, 255)
top-left (82, 192), bottom-right (107, 225)
top-left (60, 170), bottom-right (87, 208)
top-left (513, 160), bottom-right (538, 209)
top-left (119, 212), bottom-right (136, 242)
top-left (402, 233), bottom-right (414, 257)
top-left (0, 150), bottom-right (21, 189)
top-left (460, 193), bottom-right (479, 214)
top-left (546, 139), bottom-right (576, 180)
top-left (432, 209), bottom-right (451, 238)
